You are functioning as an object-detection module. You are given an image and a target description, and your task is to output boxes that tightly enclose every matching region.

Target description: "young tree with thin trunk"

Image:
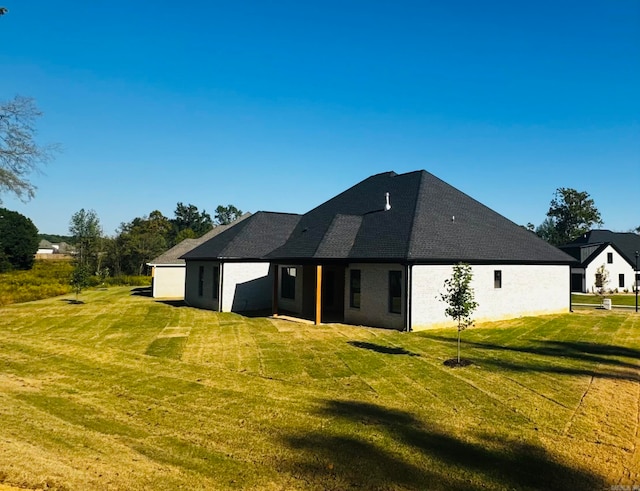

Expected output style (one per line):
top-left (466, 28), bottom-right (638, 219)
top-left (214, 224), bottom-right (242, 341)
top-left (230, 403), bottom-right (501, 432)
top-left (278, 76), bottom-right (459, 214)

top-left (440, 263), bottom-right (478, 365)
top-left (69, 208), bottom-right (102, 273)
top-left (70, 264), bottom-right (90, 302)
top-left (594, 264), bottom-right (610, 298)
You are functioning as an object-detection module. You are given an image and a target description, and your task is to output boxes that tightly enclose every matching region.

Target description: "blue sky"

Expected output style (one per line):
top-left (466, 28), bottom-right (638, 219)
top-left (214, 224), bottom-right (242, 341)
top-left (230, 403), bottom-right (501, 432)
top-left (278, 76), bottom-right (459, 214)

top-left (1, 1), bottom-right (638, 235)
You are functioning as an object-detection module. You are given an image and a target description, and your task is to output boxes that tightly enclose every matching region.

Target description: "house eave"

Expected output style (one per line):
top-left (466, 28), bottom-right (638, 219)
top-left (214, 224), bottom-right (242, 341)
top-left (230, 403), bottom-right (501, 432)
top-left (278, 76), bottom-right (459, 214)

top-left (267, 256), bottom-right (575, 266)
top-left (183, 256), bottom-right (270, 263)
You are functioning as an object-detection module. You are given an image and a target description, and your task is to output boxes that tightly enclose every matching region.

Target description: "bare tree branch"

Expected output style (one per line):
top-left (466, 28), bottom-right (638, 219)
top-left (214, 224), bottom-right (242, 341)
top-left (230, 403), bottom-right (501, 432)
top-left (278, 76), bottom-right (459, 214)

top-left (0, 95), bottom-right (60, 202)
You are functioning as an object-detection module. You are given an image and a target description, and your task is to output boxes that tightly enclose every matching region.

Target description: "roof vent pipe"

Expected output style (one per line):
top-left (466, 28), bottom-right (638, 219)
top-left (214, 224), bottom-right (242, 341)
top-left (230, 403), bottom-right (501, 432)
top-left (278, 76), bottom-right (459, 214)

top-left (384, 192), bottom-right (391, 211)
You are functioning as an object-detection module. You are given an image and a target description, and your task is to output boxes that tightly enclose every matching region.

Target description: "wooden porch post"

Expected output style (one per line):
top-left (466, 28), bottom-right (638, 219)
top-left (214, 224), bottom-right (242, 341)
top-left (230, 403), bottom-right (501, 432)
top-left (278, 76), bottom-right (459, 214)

top-left (315, 264), bottom-right (322, 325)
top-left (272, 266), bottom-right (279, 317)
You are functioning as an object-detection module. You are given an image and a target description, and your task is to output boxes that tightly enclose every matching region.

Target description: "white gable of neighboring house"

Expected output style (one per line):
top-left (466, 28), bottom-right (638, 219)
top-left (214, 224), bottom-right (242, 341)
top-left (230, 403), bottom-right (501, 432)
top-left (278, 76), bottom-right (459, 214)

top-left (582, 245), bottom-right (636, 293)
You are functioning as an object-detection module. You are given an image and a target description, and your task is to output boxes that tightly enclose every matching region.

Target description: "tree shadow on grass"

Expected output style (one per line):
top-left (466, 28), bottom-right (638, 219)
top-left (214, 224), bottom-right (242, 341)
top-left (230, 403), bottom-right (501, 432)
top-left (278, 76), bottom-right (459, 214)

top-left (348, 341), bottom-right (420, 356)
top-left (59, 298), bottom-right (85, 305)
top-left (423, 335), bottom-right (640, 381)
top-left (278, 400), bottom-right (603, 491)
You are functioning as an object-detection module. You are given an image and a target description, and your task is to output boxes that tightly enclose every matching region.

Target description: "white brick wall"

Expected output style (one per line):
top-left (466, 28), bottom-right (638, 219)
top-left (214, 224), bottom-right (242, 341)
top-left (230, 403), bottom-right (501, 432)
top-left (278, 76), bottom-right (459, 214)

top-left (344, 263), bottom-right (405, 330)
top-left (411, 264), bottom-right (570, 330)
top-left (221, 262), bottom-right (272, 312)
top-left (152, 265), bottom-right (186, 298)
top-left (184, 260), bottom-right (219, 310)
top-left (185, 260), bottom-right (571, 331)
top-left (185, 260), bottom-right (272, 312)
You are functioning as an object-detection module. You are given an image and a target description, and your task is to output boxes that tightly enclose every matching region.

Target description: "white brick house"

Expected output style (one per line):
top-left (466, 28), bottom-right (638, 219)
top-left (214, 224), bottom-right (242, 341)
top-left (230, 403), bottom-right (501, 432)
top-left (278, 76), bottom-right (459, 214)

top-left (264, 170), bottom-right (574, 330)
top-left (183, 170), bottom-right (575, 330)
top-left (181, 212), bottom-right (300, 312)
top-left (560, 231), bottom-right (640, 293)
top-left (147, 214), bottom-right (251, 299)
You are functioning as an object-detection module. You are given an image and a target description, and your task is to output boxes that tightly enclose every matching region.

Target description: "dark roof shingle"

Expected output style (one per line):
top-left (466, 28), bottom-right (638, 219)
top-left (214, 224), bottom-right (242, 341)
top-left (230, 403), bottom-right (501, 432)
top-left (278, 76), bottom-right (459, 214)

top-left (181, 212), bottom-right (301, 260)
top-left (268, 170), bottom-right (573, 264)
top-left (148, 213), bottom-right (252, 265)
top-left (560, 230), bottom-right (640, 267)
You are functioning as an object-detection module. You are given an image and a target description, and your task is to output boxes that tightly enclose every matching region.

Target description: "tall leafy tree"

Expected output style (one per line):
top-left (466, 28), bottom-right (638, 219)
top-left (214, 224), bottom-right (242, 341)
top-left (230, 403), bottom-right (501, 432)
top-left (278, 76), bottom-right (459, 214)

top-left (440, 263), bottom-right (478, 365)
top-left (174, 228), bottom-right (196, 244)
top-left (535, 217), bottom-right (560, 245)
top-left (109, 211), bottom-right (171, 275)
top-left (0, 95), bottom-right (59, 203)
top-left (215, 204), bottom-right (243, 225)
top-left (171, 202), bottom-right (213, 241)
top-left (69, 208), bottom-right (103, 273)
top-left (0, 207), bottom-right (39, 271)
top-left (543, 188), bottom-right (603, 246)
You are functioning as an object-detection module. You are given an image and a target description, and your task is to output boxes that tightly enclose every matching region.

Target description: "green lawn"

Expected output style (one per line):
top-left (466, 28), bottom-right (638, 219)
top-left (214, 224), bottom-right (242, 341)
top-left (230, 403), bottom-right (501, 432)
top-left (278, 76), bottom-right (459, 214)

top-left (0, 288), bottom-right (638, 490)
top-left (572, 293), bottom-right (639, 307)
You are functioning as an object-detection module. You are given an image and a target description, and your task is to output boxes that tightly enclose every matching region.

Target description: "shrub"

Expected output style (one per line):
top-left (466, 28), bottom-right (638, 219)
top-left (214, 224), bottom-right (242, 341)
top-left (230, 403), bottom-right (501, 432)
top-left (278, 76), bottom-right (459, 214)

top-left (0, 259), bottom-right (73, 305)
top-left (0, 259), bottom-right (150, 305)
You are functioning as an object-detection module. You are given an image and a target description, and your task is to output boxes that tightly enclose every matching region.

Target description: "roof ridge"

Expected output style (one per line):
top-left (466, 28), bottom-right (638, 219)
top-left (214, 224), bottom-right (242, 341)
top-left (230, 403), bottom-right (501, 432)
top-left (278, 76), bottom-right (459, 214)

top-left (251, 210), bottom-right (301, 217)
top-left (406, 171), bottom-right (428, 259)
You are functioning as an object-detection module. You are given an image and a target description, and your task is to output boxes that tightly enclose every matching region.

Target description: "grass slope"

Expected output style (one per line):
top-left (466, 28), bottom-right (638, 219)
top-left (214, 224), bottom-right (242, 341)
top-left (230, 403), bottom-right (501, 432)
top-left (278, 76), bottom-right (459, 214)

top-left (0, 288), bottom-right (638, 490)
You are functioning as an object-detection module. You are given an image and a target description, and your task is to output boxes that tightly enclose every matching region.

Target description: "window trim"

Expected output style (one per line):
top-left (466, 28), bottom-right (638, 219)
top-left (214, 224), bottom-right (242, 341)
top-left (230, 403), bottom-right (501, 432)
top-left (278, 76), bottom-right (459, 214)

top-left (494, 270), bottom-right (502, 289)
top-left (607, 252), bottom-right (613, 264)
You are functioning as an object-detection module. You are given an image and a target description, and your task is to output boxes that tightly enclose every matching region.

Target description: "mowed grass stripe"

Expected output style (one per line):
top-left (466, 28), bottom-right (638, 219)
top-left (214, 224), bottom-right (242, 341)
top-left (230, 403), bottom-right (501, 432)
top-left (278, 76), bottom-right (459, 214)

top-left (0, 287), bottom-right (637, 489)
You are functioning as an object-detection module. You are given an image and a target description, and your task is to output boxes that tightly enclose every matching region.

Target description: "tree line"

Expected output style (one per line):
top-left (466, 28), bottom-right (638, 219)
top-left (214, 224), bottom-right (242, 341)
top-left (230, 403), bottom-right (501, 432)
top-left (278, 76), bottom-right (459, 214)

top-left (1, 93), bottom-right (639, 275)
top-left (69, 203), bottom-right (243, 279)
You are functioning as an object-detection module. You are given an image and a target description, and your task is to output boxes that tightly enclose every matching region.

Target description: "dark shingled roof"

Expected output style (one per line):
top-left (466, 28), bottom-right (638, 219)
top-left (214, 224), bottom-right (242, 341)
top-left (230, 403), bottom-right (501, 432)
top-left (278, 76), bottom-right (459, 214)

top-left (181, 211), bottom-right (301, 261)
top-left (148, 238), bottom-right (198, 265)
top-left (560, 230), bottom-right (640, 267)
top-left (148, 213), bottom-right (252, 265)
top-left (267, 170), bottom-right (573, 264)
